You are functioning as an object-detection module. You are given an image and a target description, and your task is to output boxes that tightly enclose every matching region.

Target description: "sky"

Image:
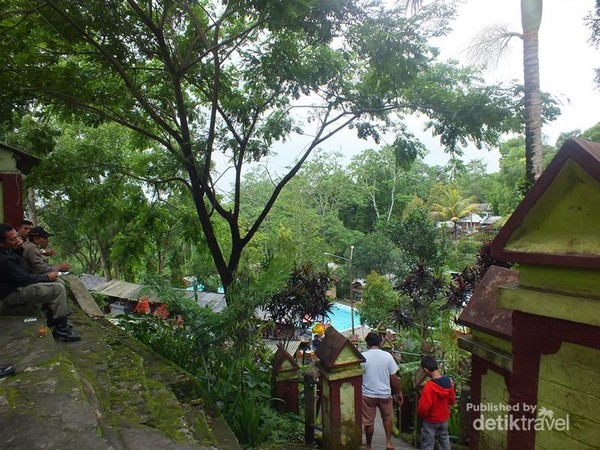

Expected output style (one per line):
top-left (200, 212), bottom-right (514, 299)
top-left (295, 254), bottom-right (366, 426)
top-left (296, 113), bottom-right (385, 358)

top-left (216, 0), bottom-right (600, 189)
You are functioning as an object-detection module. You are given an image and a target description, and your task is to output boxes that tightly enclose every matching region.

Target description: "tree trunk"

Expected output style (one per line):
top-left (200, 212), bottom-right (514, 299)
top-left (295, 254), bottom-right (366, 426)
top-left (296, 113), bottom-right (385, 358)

top-left (27, 187), bottom-right (38, 224)
top-left (521, 0), bottom-right (544, 186)
top-left (96, 235), bottom-right (111, 281)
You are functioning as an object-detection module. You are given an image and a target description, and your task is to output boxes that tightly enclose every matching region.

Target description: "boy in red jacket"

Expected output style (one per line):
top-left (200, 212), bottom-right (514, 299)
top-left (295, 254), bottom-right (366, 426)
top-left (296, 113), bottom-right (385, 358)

top-left (417, 356), bottom-right (455, 450)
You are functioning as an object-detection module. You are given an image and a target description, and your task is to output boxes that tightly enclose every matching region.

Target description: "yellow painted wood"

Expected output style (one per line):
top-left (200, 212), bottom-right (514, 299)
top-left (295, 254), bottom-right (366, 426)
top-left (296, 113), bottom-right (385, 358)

top-left (338, 345), bottom-right (363, 365)
top-left (543, 340), bottom-right (600, 369)
top-left (472, 330), bottom-right (512, 354)
top-left (536, 379), bottom-right (598, 417)
top-left (537, 343), bottom-right (600, 449)
top-left (458, 335), bottom-right (512, 371)
top-left (340, 382), bottom-right (356, 424)
top-left (498, 285), bottom-right (600, 327)
top-left (534, 400), bottom-right (599, 449)
top-left (0, 150), bottom-right (18, 172)
top-left (541, 357), bottom-right (598, 394)
top-left (319, 366), bottom-right (363, 381)
top-left (479, 370), bottom-right (508, 450)
top-left (519, 264), bottom-right (600, 298)
top-left (505, 160), bottom-right (600, 256)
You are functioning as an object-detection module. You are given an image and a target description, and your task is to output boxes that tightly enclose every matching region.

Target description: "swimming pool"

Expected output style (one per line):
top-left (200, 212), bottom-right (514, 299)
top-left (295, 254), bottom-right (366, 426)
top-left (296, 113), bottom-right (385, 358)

top-left (317, 302), bottom-right (361, 332)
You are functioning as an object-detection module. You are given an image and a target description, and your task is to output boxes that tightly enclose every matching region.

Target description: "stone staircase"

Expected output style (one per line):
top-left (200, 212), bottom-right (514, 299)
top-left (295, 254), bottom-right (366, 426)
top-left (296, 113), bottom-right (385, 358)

top-left (0, 277), bottom-right (240, 450)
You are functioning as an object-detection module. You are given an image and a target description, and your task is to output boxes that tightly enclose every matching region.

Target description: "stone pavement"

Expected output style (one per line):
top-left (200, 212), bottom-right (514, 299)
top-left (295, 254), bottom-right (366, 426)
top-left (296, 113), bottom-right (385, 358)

top-left (0, 280), bottom-right (239, 450)
top-left (370, 409), bottom-right (415, 450)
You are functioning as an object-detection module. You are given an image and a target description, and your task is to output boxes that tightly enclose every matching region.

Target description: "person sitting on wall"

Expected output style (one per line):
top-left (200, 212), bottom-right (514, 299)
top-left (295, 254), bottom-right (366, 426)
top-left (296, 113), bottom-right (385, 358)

top-left (17, 219), bottom-right (33, 242)
top-left (0, 223), bottom-right (80, 342)
top-left (22, 226), bottom-right (70, 275)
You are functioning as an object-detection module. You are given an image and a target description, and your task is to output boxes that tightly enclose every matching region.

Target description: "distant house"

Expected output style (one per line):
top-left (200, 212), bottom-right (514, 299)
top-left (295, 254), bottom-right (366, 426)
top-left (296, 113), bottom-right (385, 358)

top-left (454, 203), bottom-right (503, 234)
top-left (480, 211), bottom-right (503, 231)
top-left (352, 279), bottom-right (364, 301)
top-left (459, 212), bottom-right (483, 232)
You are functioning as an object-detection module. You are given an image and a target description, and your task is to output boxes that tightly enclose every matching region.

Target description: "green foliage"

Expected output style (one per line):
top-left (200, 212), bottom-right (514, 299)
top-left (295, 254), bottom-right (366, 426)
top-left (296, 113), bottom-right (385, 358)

top-left (351, 230), bottom-right (401, 278)
top-left (1, 0), bottom-right (522, 291)
top-left (486, 137), bottom-right (527, 216)
top-left (118, 278), bottom-right (303, 447)
top-left (19, 119), bottom-right (218, 282)
top-left (391, 264), bottom-right (448, 341)
top-left (445, 237), bottom-right (482, 271)
top-left (358, 272), bottom-right (400, 328)
top-left (265, 263), bottom-right (333, 337)
top-left (429, 185), bottom-right (479, 229)
top-left (388, 208), bottom-right (448, 274)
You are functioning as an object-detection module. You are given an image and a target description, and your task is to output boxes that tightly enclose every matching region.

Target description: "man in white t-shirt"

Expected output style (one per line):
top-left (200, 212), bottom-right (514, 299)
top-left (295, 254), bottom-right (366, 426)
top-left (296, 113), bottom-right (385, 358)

top-left (361, 332), bottom-right (403, 450)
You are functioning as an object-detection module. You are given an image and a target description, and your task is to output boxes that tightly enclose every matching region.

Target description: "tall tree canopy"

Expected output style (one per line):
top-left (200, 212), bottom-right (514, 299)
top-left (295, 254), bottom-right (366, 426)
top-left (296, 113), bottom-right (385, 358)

top-left (1, 0), bottom-right (521, 291)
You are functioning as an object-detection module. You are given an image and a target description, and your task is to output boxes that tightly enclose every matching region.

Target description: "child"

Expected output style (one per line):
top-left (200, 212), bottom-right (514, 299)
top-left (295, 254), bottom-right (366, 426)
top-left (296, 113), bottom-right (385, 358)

top-left (417, 356), bottom-right (455, 450)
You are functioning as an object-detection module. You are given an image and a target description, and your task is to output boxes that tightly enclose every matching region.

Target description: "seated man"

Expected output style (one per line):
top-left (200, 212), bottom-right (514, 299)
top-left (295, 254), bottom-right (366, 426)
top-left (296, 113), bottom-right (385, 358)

top-left (17, 219), bottom-right (33, 242)
top-left (22, 226), bottom-right (70, 274)
top-left (0, 223), bottom-right (80, 342)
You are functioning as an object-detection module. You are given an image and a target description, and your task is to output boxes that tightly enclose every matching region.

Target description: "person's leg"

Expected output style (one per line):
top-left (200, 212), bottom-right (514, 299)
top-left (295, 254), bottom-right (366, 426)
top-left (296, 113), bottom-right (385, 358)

top-left (437, 420), bottom-right (451, 450)
top-left (362, 396), bottom-right (377, 449)
top-left (420, 420), bottom-right (437, 450)
top-left (4, 282), bottom-right (68, 318)
top-left (378, 397), bottom-right (395, 449)
top-left (3, 282), bottom-right (80, 342)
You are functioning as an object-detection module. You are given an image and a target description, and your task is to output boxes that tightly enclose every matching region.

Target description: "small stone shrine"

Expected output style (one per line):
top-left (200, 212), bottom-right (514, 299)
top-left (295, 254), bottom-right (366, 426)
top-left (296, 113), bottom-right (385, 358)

top-left (315, 326), bottom-right (365, 450)
top-left (460, 137), bottom-right (600, 449)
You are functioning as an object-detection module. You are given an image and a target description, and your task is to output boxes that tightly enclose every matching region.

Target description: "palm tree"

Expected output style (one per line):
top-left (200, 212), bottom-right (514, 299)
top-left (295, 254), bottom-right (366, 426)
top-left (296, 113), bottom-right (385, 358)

top-left (468, 0), bottom-right (544, 187)
top-left (430, 186), bottom-right (480, 240)
top-left (521, 0), bottom-right (544, 186)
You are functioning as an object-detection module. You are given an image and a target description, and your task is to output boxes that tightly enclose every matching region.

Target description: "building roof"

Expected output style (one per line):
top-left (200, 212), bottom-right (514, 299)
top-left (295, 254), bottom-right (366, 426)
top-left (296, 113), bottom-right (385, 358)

top-left (491, 137), bottom-right (600, 268)
top-left (82, 274), bottom-right (226, 311)
top-left (0, 143), bottom-right (41, 174)
top-left (459, 213), bottom-right (483, 223)
top-left (457, 266), bottom-right (517, 340)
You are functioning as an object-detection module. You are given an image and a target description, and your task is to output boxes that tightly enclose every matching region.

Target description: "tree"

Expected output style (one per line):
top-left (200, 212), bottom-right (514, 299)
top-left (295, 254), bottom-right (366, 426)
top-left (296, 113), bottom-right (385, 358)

top-left (264, 263), bottom-right (333, 338)
top-left (454, 159), bottom-right (496, 203)
top-left (351, 231), bottom-right (401, 278)
top-left (586, 0), bottom-right (600, 87)
top-left (391, 264), bottom-right (447, 342)
top-left (486, 136), bottom-right (556, 216)
top-left (22, 120), bottom-right (209, 282)
top-left (429, 185), bottom-right (479, 239)
top-left (520, 0), bottom-right (544, 186)
top-left (1, 1), bottom-right (521, 292)
top-left (388, 206), bottom-right (448, 275)
top-left (358, 272), bottom-right (400, 328)
top-left (468, 0), bottom-right (547, 186)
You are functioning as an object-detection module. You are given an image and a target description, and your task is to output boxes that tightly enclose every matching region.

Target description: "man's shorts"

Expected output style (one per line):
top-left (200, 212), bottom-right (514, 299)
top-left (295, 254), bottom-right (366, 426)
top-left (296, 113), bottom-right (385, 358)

top-left (362, 395), bottom-right (394, 426)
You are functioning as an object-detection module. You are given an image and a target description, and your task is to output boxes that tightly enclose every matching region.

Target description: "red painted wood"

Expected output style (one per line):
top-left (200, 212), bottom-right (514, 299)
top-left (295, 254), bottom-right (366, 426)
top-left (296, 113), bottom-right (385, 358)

top-left (0, 173), bottom-right (24, 226)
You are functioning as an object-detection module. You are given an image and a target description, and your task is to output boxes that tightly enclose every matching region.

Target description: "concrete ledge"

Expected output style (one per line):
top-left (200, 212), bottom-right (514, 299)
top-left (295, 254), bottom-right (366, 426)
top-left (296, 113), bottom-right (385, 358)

top-left (0, 292), bottom-right (240, 450)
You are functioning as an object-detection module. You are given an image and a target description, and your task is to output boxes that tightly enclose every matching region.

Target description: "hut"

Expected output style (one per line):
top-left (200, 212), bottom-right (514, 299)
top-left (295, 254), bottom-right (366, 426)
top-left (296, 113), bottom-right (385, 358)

top-left (0, 143), bottom-right (40, 225)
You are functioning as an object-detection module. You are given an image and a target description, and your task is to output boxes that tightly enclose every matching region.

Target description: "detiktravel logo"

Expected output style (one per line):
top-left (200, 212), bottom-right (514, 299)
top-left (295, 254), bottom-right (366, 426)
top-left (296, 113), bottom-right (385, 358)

top-left (467, 403), bottom-right (570, 432)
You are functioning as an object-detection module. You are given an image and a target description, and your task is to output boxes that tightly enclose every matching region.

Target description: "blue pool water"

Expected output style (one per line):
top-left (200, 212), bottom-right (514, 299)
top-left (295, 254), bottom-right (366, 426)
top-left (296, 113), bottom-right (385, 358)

top-left (318, 303), bottom-right (361, 332)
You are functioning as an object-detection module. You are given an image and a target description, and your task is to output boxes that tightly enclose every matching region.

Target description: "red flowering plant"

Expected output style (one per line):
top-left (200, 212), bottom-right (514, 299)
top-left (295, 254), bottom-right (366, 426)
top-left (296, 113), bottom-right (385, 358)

top-left (133, 296), bottom-right (151, 314)
top-left (153, 303), bottom-right (170, 320)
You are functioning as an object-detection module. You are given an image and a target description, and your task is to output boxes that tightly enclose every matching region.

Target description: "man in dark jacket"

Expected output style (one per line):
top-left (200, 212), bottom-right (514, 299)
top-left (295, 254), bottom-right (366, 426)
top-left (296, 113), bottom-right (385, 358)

top-left (417, 356), bottom-right (455, 450)
top-left (0, 223), bottom-right (80, 342)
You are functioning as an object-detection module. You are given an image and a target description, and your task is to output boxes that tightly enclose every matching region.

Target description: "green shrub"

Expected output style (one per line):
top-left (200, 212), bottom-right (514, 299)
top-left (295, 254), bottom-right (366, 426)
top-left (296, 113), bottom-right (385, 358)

top-left (117, 277), bottom-right (303, 448)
